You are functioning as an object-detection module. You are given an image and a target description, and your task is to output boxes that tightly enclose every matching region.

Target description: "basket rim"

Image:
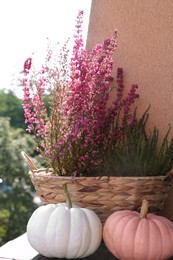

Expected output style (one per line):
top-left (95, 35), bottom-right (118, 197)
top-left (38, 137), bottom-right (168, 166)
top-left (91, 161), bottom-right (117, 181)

top-left (22, 151), bottom-right (173, 181)
top-left (28, 170), bottom-right (171, 181)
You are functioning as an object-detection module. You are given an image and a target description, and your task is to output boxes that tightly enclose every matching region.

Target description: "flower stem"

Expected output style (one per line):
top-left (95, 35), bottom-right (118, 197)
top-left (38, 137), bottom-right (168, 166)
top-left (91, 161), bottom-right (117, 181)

top-left (62, 183), bottom-right (72, 209)
top-left (140, 199), bottom-right (149, 218)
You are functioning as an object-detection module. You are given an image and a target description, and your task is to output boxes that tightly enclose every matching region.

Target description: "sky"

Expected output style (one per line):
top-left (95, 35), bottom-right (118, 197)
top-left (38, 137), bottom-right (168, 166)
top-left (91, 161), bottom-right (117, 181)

top-left (0, 0), bottom-right (91, 97)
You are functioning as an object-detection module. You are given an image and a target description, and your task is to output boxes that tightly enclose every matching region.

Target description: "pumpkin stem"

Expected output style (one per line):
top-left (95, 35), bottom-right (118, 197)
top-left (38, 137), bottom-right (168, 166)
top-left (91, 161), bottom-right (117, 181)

top-left (140, 199), bottom-right (149, 218)
top-left (62, 183), bottom-right (72, 209)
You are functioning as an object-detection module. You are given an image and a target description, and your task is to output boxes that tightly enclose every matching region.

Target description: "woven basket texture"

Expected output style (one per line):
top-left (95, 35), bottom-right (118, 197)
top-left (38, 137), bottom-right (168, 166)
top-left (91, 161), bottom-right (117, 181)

top-left (29, 171), bottom-right (172, 223)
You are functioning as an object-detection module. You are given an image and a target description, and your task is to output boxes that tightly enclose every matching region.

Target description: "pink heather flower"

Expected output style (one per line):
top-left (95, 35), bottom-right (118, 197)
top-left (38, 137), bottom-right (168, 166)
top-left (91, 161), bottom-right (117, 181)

top-left (123, 84), bottom-right (139, 119)
top-left (21, 10), bottom-right (139, 176)
top-left (23, 58), bottom-right (32, 74)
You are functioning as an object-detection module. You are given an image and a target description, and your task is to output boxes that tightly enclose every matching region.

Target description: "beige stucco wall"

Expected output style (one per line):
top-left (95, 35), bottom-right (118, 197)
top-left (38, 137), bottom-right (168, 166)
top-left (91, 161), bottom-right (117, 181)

top-left (86, 0), bottom-right (173, 219)
top-left (87, 0), bottom-right (173, 139)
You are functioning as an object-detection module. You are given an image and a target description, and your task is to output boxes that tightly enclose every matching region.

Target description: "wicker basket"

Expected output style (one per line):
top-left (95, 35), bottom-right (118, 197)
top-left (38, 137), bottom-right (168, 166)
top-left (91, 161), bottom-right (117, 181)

top-left (22, 152), bottom-right (173, 223)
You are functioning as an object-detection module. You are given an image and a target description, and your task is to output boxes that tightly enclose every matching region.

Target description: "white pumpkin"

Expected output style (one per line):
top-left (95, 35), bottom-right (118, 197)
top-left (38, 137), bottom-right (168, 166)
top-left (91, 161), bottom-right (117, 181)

top-left (27, 184), bottom-right (102, 258)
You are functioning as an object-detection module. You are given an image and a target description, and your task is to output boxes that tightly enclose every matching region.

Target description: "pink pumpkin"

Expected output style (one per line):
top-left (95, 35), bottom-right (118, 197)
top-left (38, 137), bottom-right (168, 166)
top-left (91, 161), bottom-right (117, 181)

top-left (103, 200), bottom-right (173, 260)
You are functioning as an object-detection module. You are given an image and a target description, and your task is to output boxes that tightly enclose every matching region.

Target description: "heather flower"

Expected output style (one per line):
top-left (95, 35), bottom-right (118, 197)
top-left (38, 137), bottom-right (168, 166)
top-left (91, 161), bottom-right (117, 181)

top-left (23, 58), bottom-right (32, 74)
top-left (21, 11), bottom-right (139, 176)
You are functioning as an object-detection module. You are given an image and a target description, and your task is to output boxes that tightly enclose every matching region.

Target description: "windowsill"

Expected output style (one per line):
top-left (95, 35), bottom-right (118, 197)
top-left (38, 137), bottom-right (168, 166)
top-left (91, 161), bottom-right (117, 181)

top-left (1, 233), bottom-right (173, 260)
top-left (0, 234), bottom-right (115, 260)
top-left (0, 233), bottom-right (37, 260)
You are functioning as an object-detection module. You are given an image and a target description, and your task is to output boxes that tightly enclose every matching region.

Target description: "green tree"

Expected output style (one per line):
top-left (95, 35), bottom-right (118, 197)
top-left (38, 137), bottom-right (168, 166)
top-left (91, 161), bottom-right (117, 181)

top-left (0, 117), bottom-right (37, 245)
top-left (0, 90), bottom-right (25, 129)
top-left (0, 209), bottom-right (10, 245)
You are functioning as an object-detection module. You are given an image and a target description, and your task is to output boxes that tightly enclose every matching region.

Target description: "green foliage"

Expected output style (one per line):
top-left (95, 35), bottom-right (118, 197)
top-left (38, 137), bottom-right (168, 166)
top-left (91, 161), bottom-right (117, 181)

top-left (0, 90), bottom-right (25, 128)
top-left (0, 209), bottom-right (10, 245)
top-left (106, 108), bottom-right (173, 176)
top-left (0, 117), bottom-right (37, 245)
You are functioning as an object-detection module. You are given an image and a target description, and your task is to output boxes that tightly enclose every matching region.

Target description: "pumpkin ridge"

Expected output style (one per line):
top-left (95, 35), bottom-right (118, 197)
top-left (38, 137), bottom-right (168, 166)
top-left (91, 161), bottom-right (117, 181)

top-left (45, 206), bottom-right (66, 257)
top-left (104, 211), bottom-right (136, 259)
top-left (43, 205), bottom-right (57, 257)
top-left (65, 208), bottom-right (72, 258)
top-left (150, 218), bottom-right (164, 260)
top-left (55, 207), bottom-right (70, 258)
top-left (110, 213), bottom-right (131, 247)
top-left (134, 217), bottom-right (153, 260)
top-left (80, 208), bottom-right (102, 257)
top-left (65, 208), bottom-right (78, 258)
top-left (27, 207), bottom-right (45, 253)
top-left (111, 213), bottom-right (136, 259)
top-left (110, 210), bottom-right (135, 233)
top-left (121, 214), bottom-right (140, 260)
top-left (151, 217), bottom-right (173, 259)
top-left (78, 209), bottom-right (92, 258)
top-left (76, 209), bottom-right (88, 258)
top-left (147, 218), bottom-right (164, 260)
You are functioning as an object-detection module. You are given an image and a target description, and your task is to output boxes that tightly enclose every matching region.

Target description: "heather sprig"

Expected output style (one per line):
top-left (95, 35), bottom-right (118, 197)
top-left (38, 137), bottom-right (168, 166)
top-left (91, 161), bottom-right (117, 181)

top-left (21, 11), bottom-right (140, 176)
top-left (106, 108), bottom-right (173, 177)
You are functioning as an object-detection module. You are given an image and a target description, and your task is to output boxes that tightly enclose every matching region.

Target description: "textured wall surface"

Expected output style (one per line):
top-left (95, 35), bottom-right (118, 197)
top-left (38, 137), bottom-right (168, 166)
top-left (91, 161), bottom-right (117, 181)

top-left (86, 0), bottom-right (173, 219)
top-left (87, 0), bottom-right (173, 139)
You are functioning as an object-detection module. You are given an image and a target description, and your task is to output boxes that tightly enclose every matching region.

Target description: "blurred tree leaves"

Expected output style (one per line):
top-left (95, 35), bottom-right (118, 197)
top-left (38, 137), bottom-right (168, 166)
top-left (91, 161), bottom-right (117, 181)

top-left (0, 90), bottom-right (37, 245)
top-left (0, 90), bottom-right (25, 129)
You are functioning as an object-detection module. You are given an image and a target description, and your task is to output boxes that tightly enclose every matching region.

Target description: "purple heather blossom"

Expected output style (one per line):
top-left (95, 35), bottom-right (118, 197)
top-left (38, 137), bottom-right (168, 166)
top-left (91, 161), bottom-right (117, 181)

top-left (23, 58), bottom-right (32, 74)
top-left (21, 11), bottom-right (139, 176)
